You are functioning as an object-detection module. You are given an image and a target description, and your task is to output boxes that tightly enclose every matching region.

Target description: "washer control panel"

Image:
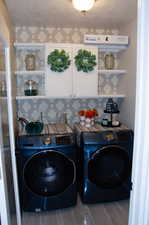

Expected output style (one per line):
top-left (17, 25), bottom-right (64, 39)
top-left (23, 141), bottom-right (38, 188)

top-left (17, 133), bottom-right (75, 149)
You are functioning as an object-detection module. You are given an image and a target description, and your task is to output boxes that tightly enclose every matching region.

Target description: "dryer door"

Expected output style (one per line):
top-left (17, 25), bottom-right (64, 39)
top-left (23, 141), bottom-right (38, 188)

top-left (23, 150), bottom-right (76, 196)
top-left (88, 145), bottom-right (131, 189)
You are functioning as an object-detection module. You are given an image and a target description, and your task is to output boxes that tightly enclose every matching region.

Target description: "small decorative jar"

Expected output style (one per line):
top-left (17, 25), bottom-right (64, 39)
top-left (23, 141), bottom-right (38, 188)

top-left (25, 54), bottom-right (36, 71)
top-left (80, 116), bottom-right (85, 126)
top-left (91, 118), bottom-right (95, 126)
top-left (24, 80), bottom-right (38, 96)
top-left (104, 53), bottom-right (115, 70)
top-left (101, 118), bottom-right (109, 126)
top-left (85, 118), bottom-right (91, 128)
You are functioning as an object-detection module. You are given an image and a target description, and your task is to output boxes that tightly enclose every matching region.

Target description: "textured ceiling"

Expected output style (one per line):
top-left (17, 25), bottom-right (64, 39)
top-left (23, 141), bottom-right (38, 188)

top-left (5, 0), bottom-right (137, 28)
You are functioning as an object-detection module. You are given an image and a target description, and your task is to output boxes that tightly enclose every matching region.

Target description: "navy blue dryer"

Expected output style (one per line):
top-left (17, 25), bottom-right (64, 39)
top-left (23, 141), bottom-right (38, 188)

top-left (78, 129), bottom-right (133, 203)
top-left (16, 134), bottom-right (77, 212)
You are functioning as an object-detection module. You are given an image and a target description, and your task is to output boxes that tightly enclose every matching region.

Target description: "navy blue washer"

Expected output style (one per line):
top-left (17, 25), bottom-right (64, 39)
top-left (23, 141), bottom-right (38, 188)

top-left (16, 134), bottom-right (77, 212)
top-left (78, 129), bottom-right (133, 203)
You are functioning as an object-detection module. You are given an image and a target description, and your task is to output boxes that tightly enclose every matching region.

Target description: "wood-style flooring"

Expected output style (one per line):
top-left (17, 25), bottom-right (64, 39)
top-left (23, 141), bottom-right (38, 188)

top-left (22, 197), bottom-right (129, 225)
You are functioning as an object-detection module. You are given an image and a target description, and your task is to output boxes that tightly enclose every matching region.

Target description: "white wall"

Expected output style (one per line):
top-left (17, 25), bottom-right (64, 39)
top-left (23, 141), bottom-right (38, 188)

top-left (118, 18), bottom-right (137, 130)
top-left (0, 0), bottom-right (12, 44)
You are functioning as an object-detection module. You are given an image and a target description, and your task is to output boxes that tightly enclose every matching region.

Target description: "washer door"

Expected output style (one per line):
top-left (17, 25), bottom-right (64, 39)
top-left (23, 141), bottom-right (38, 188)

top-left (88, 145), bottom-right (131, 189)
top-left (23, 150), bottom-right (75, 196)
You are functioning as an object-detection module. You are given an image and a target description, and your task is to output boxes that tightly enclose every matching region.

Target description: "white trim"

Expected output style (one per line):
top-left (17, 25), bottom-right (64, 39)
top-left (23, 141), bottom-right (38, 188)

top-left (0, 159), bottom-right (10, 225)
top-left (5, 47), bottom-right (22, 225)
top-left (0, 115), bottom-right (10, 225)
top-left (128, 0), bottom-right (149, 225)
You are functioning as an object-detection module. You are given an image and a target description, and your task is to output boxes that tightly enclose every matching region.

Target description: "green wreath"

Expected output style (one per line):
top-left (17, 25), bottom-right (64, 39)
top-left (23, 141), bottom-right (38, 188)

top-left (47, 49), bottom-right (71, 72)
top-left (75, 49), bottom-right (97, 73)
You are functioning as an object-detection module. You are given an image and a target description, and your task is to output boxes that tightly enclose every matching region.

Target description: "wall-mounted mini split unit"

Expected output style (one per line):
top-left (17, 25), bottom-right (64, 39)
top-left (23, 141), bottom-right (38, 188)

top-left (84, 35), bottom-right (129, 45)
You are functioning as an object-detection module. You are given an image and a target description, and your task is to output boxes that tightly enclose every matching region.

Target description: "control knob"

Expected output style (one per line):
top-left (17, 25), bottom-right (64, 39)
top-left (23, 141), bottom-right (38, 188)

top-left (43, 137), bottom-right (51, 145)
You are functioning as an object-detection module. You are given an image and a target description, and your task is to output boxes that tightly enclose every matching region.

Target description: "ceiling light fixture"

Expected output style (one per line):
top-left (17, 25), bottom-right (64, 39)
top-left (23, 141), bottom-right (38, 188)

top-left (72, 0), bottom-right (95, 14)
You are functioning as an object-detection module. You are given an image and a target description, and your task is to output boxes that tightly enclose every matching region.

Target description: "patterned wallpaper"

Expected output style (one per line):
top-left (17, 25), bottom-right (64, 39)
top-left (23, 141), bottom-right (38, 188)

top-left (14, 27), bottom-right (119, 43)
top-left (17, 98), bottom-right (122, 128)
top-left (14, 26), bottom-right (123, 127)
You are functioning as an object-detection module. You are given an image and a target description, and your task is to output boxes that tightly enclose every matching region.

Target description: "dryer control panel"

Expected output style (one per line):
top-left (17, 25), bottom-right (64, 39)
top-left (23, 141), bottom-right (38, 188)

top-left (83, 131), bottom-right (117, 145)
top-left (82, 129), bottom-right (133, 146)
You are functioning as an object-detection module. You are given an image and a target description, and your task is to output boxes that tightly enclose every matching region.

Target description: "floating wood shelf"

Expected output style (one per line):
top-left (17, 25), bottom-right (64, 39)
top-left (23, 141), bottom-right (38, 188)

top-left (16, 95), bottom-right (125, 100)
top-left (14, 71), bottom-right (45, 75)
top-left (98, 70), bottom-right (126, 75)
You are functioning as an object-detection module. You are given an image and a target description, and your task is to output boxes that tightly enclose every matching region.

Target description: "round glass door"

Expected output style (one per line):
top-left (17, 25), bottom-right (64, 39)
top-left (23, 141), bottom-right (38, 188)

top-left (24, 150), bottom-right (75, 196)
top-left (88, 146), bottom-right (131, 189)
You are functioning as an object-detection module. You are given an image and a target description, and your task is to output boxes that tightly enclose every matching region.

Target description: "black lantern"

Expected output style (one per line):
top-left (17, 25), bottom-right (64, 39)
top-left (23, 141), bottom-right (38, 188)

top-left (102, 98), bottom-right (120, 127)
top-left (105, 98), bottom-right (119, 113)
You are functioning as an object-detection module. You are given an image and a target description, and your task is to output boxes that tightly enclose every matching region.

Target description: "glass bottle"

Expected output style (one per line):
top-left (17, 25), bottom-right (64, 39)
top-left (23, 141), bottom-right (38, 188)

top-left (24, 80), bottom-right (38, 96)
top-left (104, 53), bottom-right (115, 70)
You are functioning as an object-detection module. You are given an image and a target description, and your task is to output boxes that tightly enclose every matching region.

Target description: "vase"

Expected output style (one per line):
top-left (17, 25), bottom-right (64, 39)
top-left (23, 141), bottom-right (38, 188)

top-left (91, 118), bottom-right (95, 126)
top-left (104, 53), bottom-right (115, 70)
top-left (85, 118), bottom-right (91, 128)
top-left (80, 116), bottom-right (85, 126)
top-left (25, 54), bottom-right (36, 71)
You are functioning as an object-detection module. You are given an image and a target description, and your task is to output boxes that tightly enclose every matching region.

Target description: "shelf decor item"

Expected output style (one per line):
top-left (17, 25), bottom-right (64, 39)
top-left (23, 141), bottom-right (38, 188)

top-left (47, 49), bottom-right (71, 72)
top-left (75, 49), bottom-right (96, 73)
top-left (102, 98), bottom-right (120, 127)
top-left (105, 98), bottom-right (119, 113)
top-left (78, 110), bottom-right (86, 126)
top-left (104, 53), bottom-right (115, 70)
top-left (24, 80), bottom-right (38, 96)
top-left (101, 118), bottom-right (109, 126)
top-left (18, 116), bottom-right (44, 135)
top-left (25, 54), bottom-right (36, 71)
top-left (0, 80), bottom-right (6, 97)
top-left (78, 109), bottom-right (98, 127)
